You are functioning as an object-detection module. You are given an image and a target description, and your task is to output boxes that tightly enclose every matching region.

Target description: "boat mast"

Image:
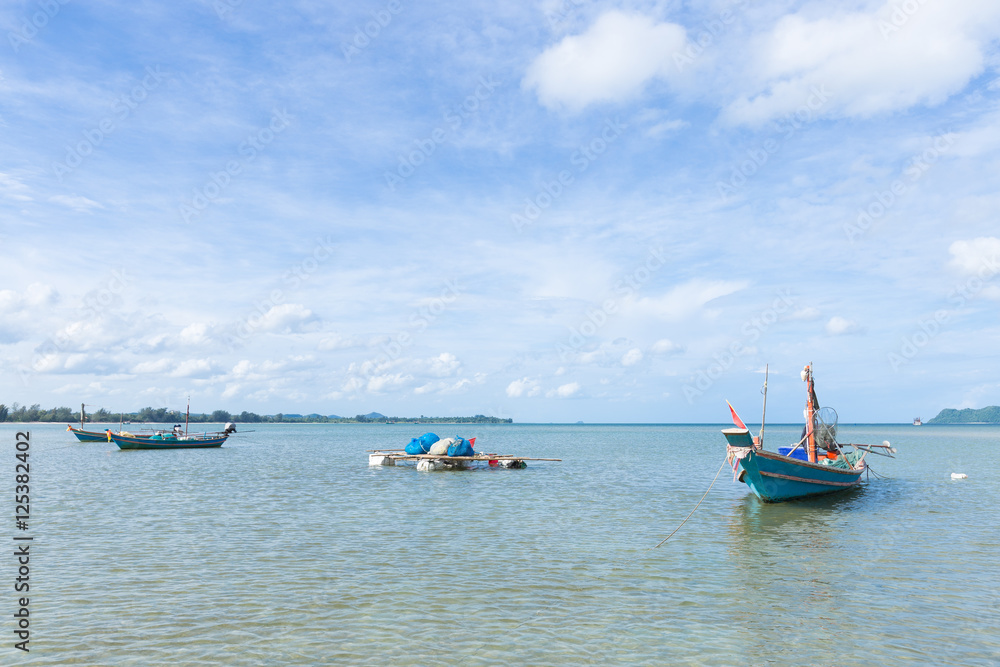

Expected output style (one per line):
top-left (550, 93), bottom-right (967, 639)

top-left (804, 364), bottom-right (817, 463)
top-left (81, 403), bottom-right (85, 430)
top-left (185, 397), bottom-right (190, 436)
top-left (759, 364), bottom-right (768, 449)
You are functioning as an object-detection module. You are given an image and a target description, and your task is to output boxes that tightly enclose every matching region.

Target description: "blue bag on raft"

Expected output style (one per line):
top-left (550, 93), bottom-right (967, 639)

top-left (447, 437), bottom-right (474, 457)
top-left (405, 433), bottom-right (439, 455)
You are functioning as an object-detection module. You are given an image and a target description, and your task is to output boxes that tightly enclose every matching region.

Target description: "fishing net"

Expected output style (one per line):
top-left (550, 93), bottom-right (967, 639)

top-left (813, 407), bottom-right (839, 450)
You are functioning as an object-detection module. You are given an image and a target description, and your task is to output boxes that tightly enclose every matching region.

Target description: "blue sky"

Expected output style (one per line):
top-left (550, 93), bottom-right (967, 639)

top-left (1, 0), bottom-right (999, 423)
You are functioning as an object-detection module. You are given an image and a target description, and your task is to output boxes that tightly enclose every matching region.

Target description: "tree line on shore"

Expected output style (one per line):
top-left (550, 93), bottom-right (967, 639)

top-left (0, 403), bottom-right (512, 424)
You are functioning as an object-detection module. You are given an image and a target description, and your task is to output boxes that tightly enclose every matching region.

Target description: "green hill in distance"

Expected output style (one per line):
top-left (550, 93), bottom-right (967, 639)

top-left (927, 406), bottom-right (1000, 424)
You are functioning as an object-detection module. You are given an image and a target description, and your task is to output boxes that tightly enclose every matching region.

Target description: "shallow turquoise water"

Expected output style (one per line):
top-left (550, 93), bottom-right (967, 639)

top-left (1, 423), bottom-right (997, 665)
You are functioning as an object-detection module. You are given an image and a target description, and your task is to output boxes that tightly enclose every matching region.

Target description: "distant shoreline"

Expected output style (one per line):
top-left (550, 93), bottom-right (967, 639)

top-left (6, 421), bottom-right (999, 426)
top-left (927, 406), bottom-right (1000, 424)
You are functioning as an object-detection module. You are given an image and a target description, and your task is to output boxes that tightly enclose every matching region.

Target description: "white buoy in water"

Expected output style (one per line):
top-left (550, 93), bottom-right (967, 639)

top-left (951, 473), bottom-right (968, 479)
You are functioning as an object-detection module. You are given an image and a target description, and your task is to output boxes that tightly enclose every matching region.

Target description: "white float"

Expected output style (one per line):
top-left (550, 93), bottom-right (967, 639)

top-left (368, 454), bottom-right (395, 466)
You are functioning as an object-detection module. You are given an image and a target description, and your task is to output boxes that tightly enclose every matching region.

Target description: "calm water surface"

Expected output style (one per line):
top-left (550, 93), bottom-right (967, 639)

top-left (1, 423), bottom-right (997, 666)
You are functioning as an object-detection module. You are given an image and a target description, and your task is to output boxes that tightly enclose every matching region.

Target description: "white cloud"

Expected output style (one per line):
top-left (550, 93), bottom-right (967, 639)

top-left (232, 360), bottom-right (254, 377)
top-left (524, 11), bottom-right (687, 112)
top-left (506, 377), bottom-right (540, 398)
top-left (724, 1), bottom-right (1000, 124)
top-left (256, 304), bottom-right (319, 333)
top-left (49, 194), bottom-right (103, 212)
top-left (826, 316), bottom-right (861, 336)
top-left (621, 348), bottom-right (643, 366)
top-left (24, 283), bottom-right (59, 306)
top-left (169, 358), bottom-right (217, 378)
top-left (426, 352), bottom-right (460, 377)
top-left (0, 172), bottom-right (32, 202)
top-left (178, 323), bottom-right (211, 346)
top-left (318, 333), bottom-right (366, 350)
top-left (948, 237), bottom-right (1000, 275)
top-left (133, 358), bottom-right (172, 374)
top-left (0, 284), bottom-right (59, 314)
top-left (634, 279), bottom-right (749, 320)
top-left (651, 338), bottom-right (682, 354)
top-left (367, 373), bottom-right (413, 393)
top-left (788, 306), bottom-right (822, 321)
top-left (548, 382), bottom-right (581, 398)
top-left (414, 378), bottom-right (473, 395)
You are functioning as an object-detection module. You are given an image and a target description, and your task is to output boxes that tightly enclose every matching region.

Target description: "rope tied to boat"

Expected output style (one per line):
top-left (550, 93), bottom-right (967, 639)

top-left (652, 455), bottom-right (729, 549)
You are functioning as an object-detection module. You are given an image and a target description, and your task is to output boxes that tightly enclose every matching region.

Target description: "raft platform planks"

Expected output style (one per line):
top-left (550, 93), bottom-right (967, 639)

top-left (367, 449), bottom-right (561, 470)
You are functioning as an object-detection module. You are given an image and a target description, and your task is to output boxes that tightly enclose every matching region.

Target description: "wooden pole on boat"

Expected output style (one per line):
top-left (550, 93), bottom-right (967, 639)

top-left (185, 397), bottom-right (190, 436)
top-left (758, 364), bottom-right (768, 450)
top-left (804, 364), bottom-right (817, 463)
top-left (81, 403), bottom-right (85, 430)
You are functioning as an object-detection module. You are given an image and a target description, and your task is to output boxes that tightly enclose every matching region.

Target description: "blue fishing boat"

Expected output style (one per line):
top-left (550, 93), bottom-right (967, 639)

top-left (107, 399), bottom-right (236, 450)
top-left (109, 431), bottom-right (229, 450)
top-left (67, 425), bottom-right (111, 442)
top-left (724, 364), bottom-right (895, 502)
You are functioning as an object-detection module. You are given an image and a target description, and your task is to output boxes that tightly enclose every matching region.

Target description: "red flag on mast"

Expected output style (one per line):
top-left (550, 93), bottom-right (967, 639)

top-left (726, 401), bottom-right (748, 430)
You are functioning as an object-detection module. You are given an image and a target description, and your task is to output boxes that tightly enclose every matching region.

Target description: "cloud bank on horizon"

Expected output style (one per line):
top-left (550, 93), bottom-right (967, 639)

top-left (1, 0), bottom-right (999, 423)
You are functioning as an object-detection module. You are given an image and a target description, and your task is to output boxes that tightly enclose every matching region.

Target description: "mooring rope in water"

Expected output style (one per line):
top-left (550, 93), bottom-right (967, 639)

top-left (652, 455), bottom-right (729, 549)
top-left (867, 464), bottom-right (890, 480)
top-left (465, 454), bottom-right (730, 660)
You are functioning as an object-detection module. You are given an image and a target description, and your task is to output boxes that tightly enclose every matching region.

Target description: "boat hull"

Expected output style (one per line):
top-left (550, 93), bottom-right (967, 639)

top-left (67, 426), bottom-right (111, 442)
top-left (736, 449), bottom-right (864, 502)
top-left (109, 433), bottom-right (227, 449)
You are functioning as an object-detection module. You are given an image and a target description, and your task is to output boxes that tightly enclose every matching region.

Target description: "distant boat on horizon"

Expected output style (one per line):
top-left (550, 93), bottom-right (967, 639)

top-left (913, 417), bottom-right (922, 426)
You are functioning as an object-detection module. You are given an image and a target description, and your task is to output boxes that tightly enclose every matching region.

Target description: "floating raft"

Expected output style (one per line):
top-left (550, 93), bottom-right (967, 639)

top-left (368, 449), bottom-right (561, 470)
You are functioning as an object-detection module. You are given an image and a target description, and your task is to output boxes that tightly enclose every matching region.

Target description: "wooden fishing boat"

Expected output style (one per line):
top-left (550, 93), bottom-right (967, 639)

top-left (67, 425), bottom-right (112, 442)
top-left (724, 364), bottom-right (895, 502)
top-left (107, 399), bottom-right (236, 450)
top-left (109, 431), bottom-right (228, 450)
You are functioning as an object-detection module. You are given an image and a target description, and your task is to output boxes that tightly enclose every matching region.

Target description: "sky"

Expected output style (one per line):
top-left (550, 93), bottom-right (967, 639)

top-left (1, 0), bottom-right (999, 423)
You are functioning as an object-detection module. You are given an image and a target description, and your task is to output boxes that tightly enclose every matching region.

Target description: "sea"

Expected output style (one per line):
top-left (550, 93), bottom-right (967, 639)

top-left (1, 422), bottom-right (997, 666)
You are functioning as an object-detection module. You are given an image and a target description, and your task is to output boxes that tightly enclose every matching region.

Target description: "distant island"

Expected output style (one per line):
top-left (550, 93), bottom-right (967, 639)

top-left (927, 406), bottom-right (1000, 424)
top-left (0, 404), bottom-right (512, 424)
